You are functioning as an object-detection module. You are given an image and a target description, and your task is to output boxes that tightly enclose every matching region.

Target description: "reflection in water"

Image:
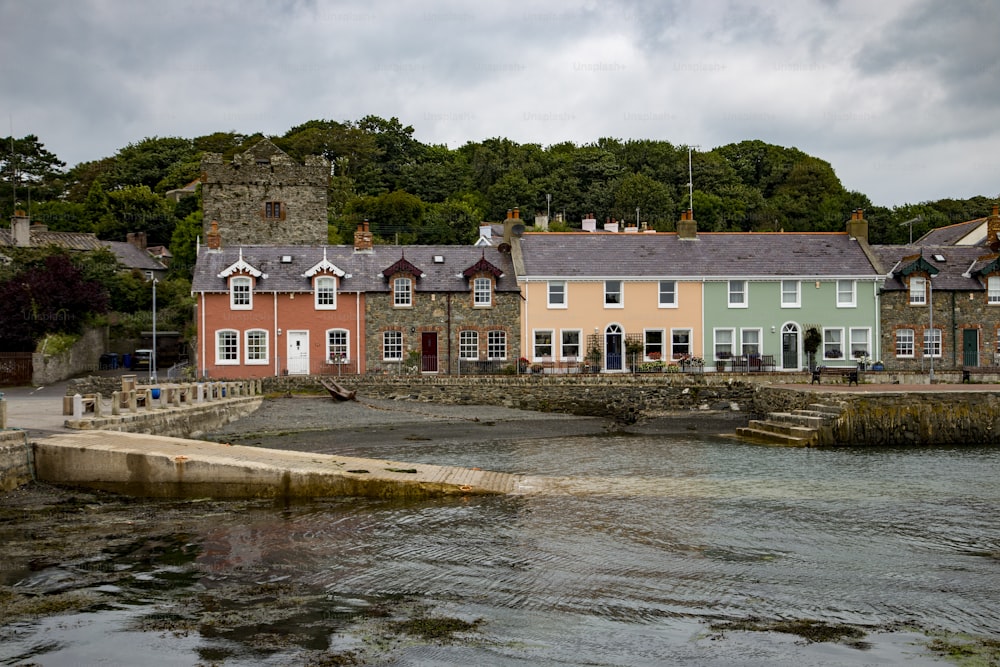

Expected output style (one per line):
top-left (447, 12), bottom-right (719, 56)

top-left (2, 432), bottom-right (999, 665)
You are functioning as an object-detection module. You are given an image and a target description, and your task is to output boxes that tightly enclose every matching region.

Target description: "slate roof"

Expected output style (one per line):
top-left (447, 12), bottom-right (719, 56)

top-left (915, 217), bottom-right (986, 246)
top-left (0, 228), bottom-right (105, 251)
top-left (104, 241), bottom-right (168, 272)
top-left (872, 245), bottom-right (995, 292)
top-left (517, 231), bottom-right (881, 279)
top-left (192, 244), bottom-right (519, 294)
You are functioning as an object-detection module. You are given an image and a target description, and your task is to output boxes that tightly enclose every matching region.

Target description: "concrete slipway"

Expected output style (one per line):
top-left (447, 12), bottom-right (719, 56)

top-left (31, 430), bottom-right (525, 499)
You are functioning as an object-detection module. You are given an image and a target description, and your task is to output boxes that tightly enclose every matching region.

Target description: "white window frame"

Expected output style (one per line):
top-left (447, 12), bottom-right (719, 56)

top-left (895, 329), bottom-right (914, 358)
top-left (394, 277), bottom-right (412, 307)
top-left (216, 329), bottom-right (239, 365)
top-left (244, 329), bottom-right (269, 365)
top-left (923, 328), bottom-right (942, 358)
top-left (230, 276), bottom-right (252, 310)
top-left (988, 276), bottom-right (1000, 304)
top-left (604, 280), bottom-right (623, 308)
top-left (326, 329), bottom-right (349, 364)
top-left (671, 328), bottom-right (692, 360)
top-left (909, 276), bottom-right (926, 305)
top-left (382, 330), bottom-right (403, 361)
top-left (728, 280), bottom-right (747, 308)
top-left (713, 328), bottom-right (735, 360)
top-left (487, 330), bottom-right (507, 360)
top-left (849, 327), bottom-right (870, 360)
top-left (547, 281), bottom-right (566, 308)
top-left (837, 279), bottom-right (856, 308)
top-left (781, 280), bottom-right (800, 308)
top-left (473, 277), bottom-right (492, 307)
top-left (459, 330), bottom-right (479, 360)
top-left (644, 329), bottom-right (664, 360)
top-left (314, 276), bottom-right (337, 310)
top-left (740, 328), bottom-right (762, 356)
top-left (658, 280), bottom-right (677, 308)
top-left (533, 329), bottom-right (554, 360)
top-left (560, 329), bottom-right (581, 361)
top-left (823, 327), bottom-right (845, 361)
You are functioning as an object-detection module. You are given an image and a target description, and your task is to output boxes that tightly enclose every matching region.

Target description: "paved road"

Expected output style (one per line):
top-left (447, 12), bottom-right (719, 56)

top-left (1, 381), bottom-right (74, 436)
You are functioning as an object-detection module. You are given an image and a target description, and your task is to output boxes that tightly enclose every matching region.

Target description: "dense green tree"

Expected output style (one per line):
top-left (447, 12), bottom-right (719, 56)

top-left (611, 172), bottom-right (675, 228)
top-left (345, 190), bottom-right (426, 244)
top-left (95, 185), bottom-right (176, 244)
top-left (104, 137), bottom-right (196, 191)
top-left (421, 197), bottom-right (482, 245)
top-left (0, 134), bottom-right (67, 218)
top-left (169, 210), bottom-right (202, 277)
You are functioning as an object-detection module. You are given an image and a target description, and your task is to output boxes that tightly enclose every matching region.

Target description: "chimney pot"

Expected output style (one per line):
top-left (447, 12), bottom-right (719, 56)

top-left (206, 220), bottom-right (221, 250)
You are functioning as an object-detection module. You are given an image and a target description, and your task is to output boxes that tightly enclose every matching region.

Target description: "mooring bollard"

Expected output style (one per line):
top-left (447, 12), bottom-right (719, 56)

top-left (111, 391), bottom-right (121, 416)
top-left (0, 392), bottom-right (7, 429)
top-left (73, 393), bottom-right (84, 420)
top-left (93, 392), bottom-right (103, 418)
top-left (196, 383), bottom-right (205, 404)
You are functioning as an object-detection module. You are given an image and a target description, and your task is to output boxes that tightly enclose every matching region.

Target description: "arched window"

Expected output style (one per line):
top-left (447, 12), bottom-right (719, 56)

top-left (216, 329), bottom-right (239, 365)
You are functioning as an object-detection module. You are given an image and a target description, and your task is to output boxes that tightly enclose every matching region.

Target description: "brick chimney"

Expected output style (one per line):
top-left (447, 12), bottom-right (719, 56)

top-left (677, 209), bottom-right (698, 240)
top-left (354, 219), bottom-right (373, 252)
top-left (846, 208), bottom-right (869, 244)
top-left (206, 219), bottom-right (221, 250)
top-left (11, 210), bottom-right (30, 247)
top-left (503, 207), bottom-right (521, 244)
top-left (127, 231), bottom-right (147, 251)
top-left (987, 204), bottom-right (1000, 247)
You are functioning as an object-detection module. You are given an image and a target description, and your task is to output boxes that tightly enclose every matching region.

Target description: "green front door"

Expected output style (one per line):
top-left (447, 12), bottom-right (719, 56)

top-left (962, 329), bottom-right (979, 367)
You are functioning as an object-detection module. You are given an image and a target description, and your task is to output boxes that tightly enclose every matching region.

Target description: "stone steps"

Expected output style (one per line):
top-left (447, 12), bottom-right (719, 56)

top-left (736, 402), bottom-right (844, 446)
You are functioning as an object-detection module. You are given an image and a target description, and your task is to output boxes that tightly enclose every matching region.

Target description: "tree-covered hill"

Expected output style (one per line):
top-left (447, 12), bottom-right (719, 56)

top-left (3, 119), bottom-right (997, 276)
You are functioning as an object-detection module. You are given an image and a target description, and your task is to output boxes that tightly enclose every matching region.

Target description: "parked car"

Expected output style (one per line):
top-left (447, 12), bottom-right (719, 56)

top-left (132, 349), bottom-right (153, 370)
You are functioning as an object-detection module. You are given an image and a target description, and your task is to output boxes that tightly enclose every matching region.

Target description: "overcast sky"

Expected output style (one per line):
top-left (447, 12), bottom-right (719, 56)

top-left (2, 0), bottom-right (997, 208)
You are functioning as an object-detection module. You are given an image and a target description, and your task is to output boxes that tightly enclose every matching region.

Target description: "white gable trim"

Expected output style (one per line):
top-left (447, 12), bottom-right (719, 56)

top-left (218, 248), bottom-right (265, 279)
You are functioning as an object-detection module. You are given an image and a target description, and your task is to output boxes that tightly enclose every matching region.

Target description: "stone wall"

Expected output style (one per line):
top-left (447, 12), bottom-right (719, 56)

top-left (833, 392), bottom-right (1000, 446)
top-left (201, 140), bottom-right (329, 247)
top-left (263, 373), bottom-right (762, 423)
top-left (32, 327), bottom-right (106, 386)
top-left (0, 429), bottom-right (32, 492)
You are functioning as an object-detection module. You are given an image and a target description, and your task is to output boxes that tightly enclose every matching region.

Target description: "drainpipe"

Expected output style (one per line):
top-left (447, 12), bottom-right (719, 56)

top-left (355, 292), bottom-right (361, 373)
top-left (446, 293), bottom-right (452, 375)
top-left (273, 293), bottom-right (279, 377)
top-left (951, 290), bottom-right (957, 368)
top-left (200, 292), bottom-right (207, 377)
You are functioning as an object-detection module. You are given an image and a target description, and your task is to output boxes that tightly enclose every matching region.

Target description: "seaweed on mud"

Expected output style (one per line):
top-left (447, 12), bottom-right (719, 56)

top-left (709, 617), bottom-right (867, 644)
top-left (391, 615), bottom-right (483, 640)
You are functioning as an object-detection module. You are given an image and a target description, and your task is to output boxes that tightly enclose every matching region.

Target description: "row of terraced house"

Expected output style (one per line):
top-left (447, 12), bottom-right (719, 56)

top-left (190, 140), bottom-right (1000, 378)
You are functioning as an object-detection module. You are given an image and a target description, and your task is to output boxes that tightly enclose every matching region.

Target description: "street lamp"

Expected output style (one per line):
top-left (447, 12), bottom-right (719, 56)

top-left (151, 278), bottom-right (158, 383)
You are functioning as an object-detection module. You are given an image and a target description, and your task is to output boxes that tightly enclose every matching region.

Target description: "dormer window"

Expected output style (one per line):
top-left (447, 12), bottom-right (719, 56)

top-left (315, 276), bottom-right (337, 310)
top-left (394, 277), bottom-right (412, 307)
top-left (473, 276), bottom-right (492, 307)
top-left (230, 276), bottom-right (252, 310)
top-left (909, 276), bottom-right (927, 305)
top-left (988, 276), bottom-right (1000, 304)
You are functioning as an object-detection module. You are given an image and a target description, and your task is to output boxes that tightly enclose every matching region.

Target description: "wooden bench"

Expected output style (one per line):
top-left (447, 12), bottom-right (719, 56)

top-left (811, 365), bottom-right (859, 386)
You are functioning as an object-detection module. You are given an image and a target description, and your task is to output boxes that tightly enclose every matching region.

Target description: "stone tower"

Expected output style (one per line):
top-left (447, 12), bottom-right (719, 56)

top-left (201, 139), bottom-right (329, 246)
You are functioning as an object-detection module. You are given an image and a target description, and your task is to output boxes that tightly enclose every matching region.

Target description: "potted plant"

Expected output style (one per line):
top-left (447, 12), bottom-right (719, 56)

top-left (804, 327), bottom-right (822, 371)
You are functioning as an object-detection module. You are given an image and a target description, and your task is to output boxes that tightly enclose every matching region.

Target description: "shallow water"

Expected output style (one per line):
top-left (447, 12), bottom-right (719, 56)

top-left (2, 431), bottom-right (999, 665)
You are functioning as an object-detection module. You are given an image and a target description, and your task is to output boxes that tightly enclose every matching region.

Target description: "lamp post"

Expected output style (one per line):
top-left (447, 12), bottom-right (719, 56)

top-left (151, 278), bottom-right (158, 383)
top-left (545, 193), bottom-right (551, 222)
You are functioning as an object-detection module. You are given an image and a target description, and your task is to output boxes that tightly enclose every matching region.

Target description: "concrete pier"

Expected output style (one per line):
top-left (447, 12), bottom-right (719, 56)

top-left (32, 431), bottom-right (524, 499)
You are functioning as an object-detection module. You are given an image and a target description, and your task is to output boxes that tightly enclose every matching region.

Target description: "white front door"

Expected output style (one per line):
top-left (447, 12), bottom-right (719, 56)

top-left (287, 331), bottom-right (309, 375)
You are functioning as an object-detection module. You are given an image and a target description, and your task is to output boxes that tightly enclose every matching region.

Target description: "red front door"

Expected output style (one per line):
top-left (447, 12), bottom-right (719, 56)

top-left (421, 332), bottom-right (438, 372)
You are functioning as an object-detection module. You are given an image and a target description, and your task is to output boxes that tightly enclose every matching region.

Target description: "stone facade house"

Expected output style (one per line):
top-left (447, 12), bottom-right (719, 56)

top-left (201, 139), bottom-right (329, 247)
top-left (874, 246), bottom-right (1000, 372)
top-left (357, 223), bottom-right (522, 375)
